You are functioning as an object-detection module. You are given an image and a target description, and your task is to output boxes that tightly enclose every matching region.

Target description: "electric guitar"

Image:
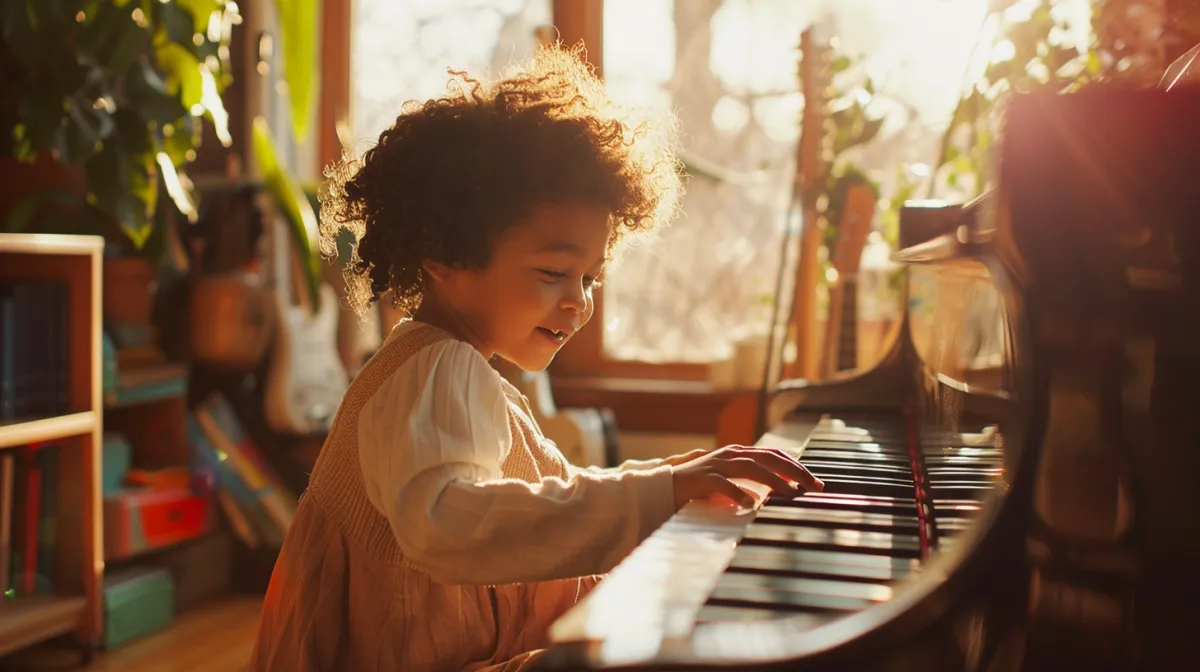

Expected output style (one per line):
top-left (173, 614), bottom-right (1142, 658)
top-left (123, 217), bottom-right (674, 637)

top-left (261, 200), bottom-right (349, 435)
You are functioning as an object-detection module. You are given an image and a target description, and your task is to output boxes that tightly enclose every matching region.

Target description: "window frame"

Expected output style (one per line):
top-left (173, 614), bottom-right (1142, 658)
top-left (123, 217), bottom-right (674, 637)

top-left (545, 0), bottom-right (710, 382)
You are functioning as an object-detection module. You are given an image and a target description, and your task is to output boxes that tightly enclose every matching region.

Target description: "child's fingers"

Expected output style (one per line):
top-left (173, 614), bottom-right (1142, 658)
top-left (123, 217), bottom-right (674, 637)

top-left (713, 458), bottom-right (798, 495)
top-left (667, 447), bottom-right (711, 465)
top-left (704, 474), bottom-right (754, 507)
top-left (731, 448), bottom-right (824, 492)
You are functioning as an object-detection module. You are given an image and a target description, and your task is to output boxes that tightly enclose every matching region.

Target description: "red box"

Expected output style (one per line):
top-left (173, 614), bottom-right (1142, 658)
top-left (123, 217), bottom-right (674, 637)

top-left (104, 488), bottom-right (215, 560)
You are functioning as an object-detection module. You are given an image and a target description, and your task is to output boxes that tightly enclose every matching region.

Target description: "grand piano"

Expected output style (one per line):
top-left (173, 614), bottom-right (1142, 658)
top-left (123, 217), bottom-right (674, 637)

top-left (535, 86), bottom-right (1200, 670)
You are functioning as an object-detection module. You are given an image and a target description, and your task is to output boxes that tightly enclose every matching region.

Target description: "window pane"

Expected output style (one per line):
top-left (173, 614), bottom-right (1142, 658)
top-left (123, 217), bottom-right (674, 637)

top-left (350, 0), bottom-right (552, 148)
top-left (600, 0), bottom-right (1089, 364)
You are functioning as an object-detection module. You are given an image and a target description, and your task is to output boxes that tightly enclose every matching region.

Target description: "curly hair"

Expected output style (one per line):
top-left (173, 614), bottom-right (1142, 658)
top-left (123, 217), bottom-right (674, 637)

top-left (319, 43), bottom-right (683, 317)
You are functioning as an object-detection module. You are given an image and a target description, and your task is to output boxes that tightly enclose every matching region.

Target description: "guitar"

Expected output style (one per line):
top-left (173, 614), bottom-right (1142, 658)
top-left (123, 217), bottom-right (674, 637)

top-left (820, 182), bottom-right (876, 378)
top-left (262, 204), bottom-right (349, 435)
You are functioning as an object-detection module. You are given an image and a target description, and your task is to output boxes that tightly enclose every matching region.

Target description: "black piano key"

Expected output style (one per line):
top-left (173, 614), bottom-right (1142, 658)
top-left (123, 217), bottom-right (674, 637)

top-left (813, 475), bottom-right (919, 499)
top-left (706, 581), bottom-right (874, 614)
top-left (805, 439), bottom-right (909, 455)
top-left (797, 449), bottom-right (911, 465)
top-left (755, 504), bottom-right (921, 535)
top-left (741, 522), bottom-right (923, 558)
top-left (728, 544), bottom-right (918, 582)
top-left (716, 571), bottom-right (893, 606)
top-left (925, 468), bottom-right (1000, 483)
top-left (770, 492), bottom-right (922, 517)
top-left (693, 605), bottom-right (825, 625)
top-left (928, 484), bottom-right (994, 501)
top-left (802, 462), bottom-right (915, 481)
top-left (923, 456), bottom-right (1004, 468)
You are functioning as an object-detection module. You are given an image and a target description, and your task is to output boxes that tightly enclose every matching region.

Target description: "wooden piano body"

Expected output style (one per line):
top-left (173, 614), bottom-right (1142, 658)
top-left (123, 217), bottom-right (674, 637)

top-left (536, 88), bottom-right (1200, 670)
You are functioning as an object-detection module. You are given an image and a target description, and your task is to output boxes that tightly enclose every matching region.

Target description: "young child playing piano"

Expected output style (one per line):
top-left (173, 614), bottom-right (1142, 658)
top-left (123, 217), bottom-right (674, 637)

top-left (250, 44), bottom-right (823, 671)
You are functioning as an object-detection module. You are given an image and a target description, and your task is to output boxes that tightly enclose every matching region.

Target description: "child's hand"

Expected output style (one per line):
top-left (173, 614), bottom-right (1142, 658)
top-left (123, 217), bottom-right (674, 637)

top-left (661, 447), bottom-right (711, 467)
top-left (670, 445), bottom-right (824, 510)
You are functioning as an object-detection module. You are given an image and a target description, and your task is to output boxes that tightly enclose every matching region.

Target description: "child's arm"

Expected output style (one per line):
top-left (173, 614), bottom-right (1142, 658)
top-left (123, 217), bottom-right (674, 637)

top-left (358, 340), bottom-right (677, 586)
top-left (567, 448), bottom-right (714, 476)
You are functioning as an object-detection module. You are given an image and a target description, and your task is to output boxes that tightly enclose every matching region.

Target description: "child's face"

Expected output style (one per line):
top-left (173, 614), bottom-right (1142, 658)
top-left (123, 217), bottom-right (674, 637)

top-left (425, 202), bottom-right (610, 371)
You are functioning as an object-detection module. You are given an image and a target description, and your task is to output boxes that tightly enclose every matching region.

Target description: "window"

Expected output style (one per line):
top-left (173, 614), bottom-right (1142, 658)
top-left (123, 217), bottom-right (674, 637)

top-left (594, 0), bottom-right (1091, 369)
top-left (349, 0), bottom-right (552, 149)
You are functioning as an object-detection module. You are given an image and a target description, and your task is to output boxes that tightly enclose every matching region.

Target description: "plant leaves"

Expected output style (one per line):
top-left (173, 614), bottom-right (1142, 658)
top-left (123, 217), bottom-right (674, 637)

top-left (176, 0), bottom-right (223, 33)
top-left (3, 0), bottom-right (42, 69)
top-left (5, 187), bottom-right (81, 233)
top-left (158, 0), bottom-right (197, 50)
top-left (274, 0), bottom-right (319, 142)
top-left (154, 40), bottom-right (204, 109)
top-left (16, 88), bottom-right (64, 155)
top-left (161, 117), bottom-right (197, 165)
top-left (126, 57), bottom-right (189, 123)
top-left (253, 116), bottom-right (322, 310)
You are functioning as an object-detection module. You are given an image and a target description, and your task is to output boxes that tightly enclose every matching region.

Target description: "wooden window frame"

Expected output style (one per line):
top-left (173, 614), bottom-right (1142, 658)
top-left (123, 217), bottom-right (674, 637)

top-left (547, 0), bottom-right (710, 383)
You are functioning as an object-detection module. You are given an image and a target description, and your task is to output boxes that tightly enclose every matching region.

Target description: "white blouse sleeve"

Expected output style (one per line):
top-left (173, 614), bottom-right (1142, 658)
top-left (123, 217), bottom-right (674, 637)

top-left (358, 339), bottom-right (677, 585)
top-left (569, 457), bottom-right (671, 476)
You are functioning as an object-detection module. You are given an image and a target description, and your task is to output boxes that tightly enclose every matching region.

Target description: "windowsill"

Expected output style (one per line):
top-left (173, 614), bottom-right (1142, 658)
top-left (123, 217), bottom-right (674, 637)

top-left (550, 375), bottom-right (759, 434)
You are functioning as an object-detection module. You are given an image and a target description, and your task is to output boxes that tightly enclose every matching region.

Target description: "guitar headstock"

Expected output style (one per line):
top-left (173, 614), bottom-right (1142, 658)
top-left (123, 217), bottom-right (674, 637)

top-left (829, 183), bottom-right (876, 278)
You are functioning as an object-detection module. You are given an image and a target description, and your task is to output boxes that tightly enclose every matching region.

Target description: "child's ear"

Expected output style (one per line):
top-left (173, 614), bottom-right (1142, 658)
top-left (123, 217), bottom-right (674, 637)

top-left (422, 260), bottom-right (455, 283)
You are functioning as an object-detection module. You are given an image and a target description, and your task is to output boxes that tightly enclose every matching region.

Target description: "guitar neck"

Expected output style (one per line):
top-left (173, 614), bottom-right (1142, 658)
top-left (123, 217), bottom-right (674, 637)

top-left (836, 276), bottom-right (858, 372)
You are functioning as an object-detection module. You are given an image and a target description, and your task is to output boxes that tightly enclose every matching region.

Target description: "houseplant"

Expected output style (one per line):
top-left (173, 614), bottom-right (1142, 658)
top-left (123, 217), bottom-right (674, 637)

top-left (0, 0), bottom-right (239, 248)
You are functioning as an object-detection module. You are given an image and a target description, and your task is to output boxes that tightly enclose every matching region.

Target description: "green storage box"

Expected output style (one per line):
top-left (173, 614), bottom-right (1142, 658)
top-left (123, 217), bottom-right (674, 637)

top-left (101, 432), bottom-right (132, 494)
top-left (103, 566), bottom-right (175, 649)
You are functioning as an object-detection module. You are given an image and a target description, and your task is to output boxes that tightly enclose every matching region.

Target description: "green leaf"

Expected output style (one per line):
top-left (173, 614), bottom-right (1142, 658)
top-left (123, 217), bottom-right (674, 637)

top-left (130, 148), bottom-right (158, 227)
top-left (108, 18), bottom-right (150, 74)
top-left (16, 88), bottom-right (65, 155)
top-left (112, 109), bottom-right (148, 155)
top-left (154, 40), bottom-right (204, 109)
top-left (83, 130), bottom-right (152, 246)
top-left (176, 0), bottom-right (223, 33)
top-left (253, 116), bottom-right (322, 310)
top-left (75, 0), bottom-right (140, 70)
top-left (158, 0), bottom-right (196, 51)
top-left (274, 0), bottom-right (319, 142)
top-left (11, 124), bottom-right (35, 161)
top-left (3, 0), bottom-right (42, 69)
top-left (126, 57), bottom-right (189, 123)
top-left (161, 117), bottom-right (198, 166)
top-left (5, 188), bottom-right (81, 233)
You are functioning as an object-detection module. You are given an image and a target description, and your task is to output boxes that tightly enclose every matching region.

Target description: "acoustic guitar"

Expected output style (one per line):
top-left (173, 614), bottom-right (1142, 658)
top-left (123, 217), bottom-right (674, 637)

top-left (820, 182), bottom-right (876, 378)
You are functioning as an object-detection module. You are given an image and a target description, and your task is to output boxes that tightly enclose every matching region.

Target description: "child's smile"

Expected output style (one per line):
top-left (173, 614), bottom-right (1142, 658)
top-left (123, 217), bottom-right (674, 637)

top-left (415, 202), bottom-right (611, 372)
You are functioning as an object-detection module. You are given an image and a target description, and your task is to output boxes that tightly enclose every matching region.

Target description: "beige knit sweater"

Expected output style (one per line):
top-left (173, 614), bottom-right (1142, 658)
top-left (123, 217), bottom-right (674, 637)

top-left (250, 321), bottom-right (676, 671)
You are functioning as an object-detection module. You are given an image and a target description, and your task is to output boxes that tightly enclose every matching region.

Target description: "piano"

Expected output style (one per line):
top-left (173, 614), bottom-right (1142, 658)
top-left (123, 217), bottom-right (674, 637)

top-left (536, 88), bottom-right (1200, 671)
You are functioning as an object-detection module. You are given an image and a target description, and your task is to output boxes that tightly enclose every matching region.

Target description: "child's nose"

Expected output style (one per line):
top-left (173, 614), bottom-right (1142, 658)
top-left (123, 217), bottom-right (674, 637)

top-left (559, 285), bottom-right (587, 312)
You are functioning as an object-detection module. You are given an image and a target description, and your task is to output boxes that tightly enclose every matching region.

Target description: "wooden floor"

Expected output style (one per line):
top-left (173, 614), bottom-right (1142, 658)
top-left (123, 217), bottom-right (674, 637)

top-left (0, 596), bottom-right (262, 672)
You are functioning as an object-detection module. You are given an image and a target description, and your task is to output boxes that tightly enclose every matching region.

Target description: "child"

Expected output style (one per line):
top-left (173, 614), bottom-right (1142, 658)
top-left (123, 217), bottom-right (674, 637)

top-left (251, 44), bottom-right (822, 671)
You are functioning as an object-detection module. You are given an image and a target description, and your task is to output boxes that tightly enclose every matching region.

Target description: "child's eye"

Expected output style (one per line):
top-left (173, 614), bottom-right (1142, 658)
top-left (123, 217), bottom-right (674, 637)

top-left (538, 269), bottom-right (566, 283)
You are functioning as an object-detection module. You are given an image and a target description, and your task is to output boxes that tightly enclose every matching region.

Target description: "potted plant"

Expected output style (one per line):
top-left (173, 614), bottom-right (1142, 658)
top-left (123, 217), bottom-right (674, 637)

top-left (0, 1), bottom-right (240, 236)
top-left (0, 0), bottom-right (240, 322)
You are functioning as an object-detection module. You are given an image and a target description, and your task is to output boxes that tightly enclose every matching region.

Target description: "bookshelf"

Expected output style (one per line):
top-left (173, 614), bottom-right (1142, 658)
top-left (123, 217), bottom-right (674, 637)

top-left (0, 233), bottom-right (104, 658)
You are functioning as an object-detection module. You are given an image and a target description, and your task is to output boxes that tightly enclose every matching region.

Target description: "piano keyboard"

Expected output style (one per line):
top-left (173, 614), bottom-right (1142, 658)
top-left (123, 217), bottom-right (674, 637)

top-left (547, 412), bottom-right (1004, 655)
